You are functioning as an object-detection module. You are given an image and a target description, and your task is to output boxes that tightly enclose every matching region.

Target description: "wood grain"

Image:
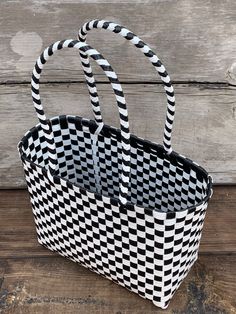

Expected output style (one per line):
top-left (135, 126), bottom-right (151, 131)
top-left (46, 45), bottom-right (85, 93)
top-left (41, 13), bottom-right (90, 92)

top-left (0, 186), bottom-right (236, 258)
top-left (1, 0), bottom-right (236, 84)
top-left (1, 83), bottom-right (236, 188)
top-left (0, 255), bottom-right (235, 313)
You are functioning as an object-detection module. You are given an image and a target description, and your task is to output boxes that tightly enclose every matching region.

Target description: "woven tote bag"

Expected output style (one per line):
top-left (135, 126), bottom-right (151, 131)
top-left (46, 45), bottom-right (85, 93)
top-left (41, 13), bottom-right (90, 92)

top-left (18, 20), bottom-right (213, 309)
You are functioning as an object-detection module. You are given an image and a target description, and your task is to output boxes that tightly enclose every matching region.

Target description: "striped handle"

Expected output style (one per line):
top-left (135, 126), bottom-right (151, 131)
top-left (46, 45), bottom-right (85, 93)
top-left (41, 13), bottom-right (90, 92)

top-left (78, 19), bottom-right (176, 154)
top-left (31, 40), bottom-right (131, 205)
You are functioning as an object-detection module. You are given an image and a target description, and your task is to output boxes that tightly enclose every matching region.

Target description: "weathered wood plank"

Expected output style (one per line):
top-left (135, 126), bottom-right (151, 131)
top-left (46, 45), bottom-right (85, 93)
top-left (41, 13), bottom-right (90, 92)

top-left (0, 189), bottom-right (53, 259)
top-left (0, 83), bottom-right (236, 187)
top-left (201, 186), bottom-right (236, 254)
top-left (0, 187), bottom-right (236, 257)
top-left (0, 255), bottom-right (235, 313)
top-left (1, 0), bottom-right (236, 83)
top-left (1, 187), bottom-right (235, 311)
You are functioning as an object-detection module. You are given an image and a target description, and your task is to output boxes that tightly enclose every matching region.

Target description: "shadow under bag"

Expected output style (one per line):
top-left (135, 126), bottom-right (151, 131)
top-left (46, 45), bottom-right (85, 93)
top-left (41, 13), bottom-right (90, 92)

top-left (18, 20), bottom-right (213, 309)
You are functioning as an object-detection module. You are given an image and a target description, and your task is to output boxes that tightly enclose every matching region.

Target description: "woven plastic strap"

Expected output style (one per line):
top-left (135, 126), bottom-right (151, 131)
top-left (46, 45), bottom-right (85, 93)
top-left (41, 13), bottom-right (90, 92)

top-left (31, 40), bottom-right (130, 205)
top-left (78, 19), bottom-right (176, 154)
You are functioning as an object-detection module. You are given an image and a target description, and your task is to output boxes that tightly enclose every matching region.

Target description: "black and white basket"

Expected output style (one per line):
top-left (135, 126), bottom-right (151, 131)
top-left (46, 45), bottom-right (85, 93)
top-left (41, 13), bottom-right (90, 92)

top-left (18, 20), bottom-right (213, 309)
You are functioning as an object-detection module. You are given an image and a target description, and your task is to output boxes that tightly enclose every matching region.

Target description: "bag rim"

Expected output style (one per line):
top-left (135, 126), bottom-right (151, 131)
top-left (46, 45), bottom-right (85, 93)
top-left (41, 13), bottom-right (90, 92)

top-left (18, 114), bottom-right (213, 214)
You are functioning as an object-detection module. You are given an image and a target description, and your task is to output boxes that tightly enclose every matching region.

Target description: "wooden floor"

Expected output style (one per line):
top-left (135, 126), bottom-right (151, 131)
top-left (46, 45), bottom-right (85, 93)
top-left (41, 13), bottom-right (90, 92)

top-left (0, 187), bottom-right (236, 314)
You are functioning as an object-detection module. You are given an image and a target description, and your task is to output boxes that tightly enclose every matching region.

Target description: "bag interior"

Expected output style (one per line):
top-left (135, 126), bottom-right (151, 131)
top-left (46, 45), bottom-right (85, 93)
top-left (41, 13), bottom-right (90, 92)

top-left (19, 115), bottom-right (211, 212)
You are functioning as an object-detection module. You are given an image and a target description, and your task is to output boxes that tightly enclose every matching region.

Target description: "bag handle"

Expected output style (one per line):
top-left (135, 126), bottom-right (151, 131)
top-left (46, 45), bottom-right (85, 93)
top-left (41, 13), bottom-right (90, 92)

top-left (78, 19), bottom-right (175, 154)
top-left (31, 39), bottom-right (131, 205)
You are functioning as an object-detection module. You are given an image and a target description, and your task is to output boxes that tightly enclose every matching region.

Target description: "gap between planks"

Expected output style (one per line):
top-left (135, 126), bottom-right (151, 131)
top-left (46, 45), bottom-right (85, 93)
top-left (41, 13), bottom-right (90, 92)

top-left (0, 80), bottom-right (233, 86)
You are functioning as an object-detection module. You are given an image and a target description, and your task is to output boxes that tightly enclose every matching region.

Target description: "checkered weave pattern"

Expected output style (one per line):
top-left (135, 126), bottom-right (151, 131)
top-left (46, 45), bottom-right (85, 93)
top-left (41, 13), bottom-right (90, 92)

top-left (18, 23), bottom-right (213, 309)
